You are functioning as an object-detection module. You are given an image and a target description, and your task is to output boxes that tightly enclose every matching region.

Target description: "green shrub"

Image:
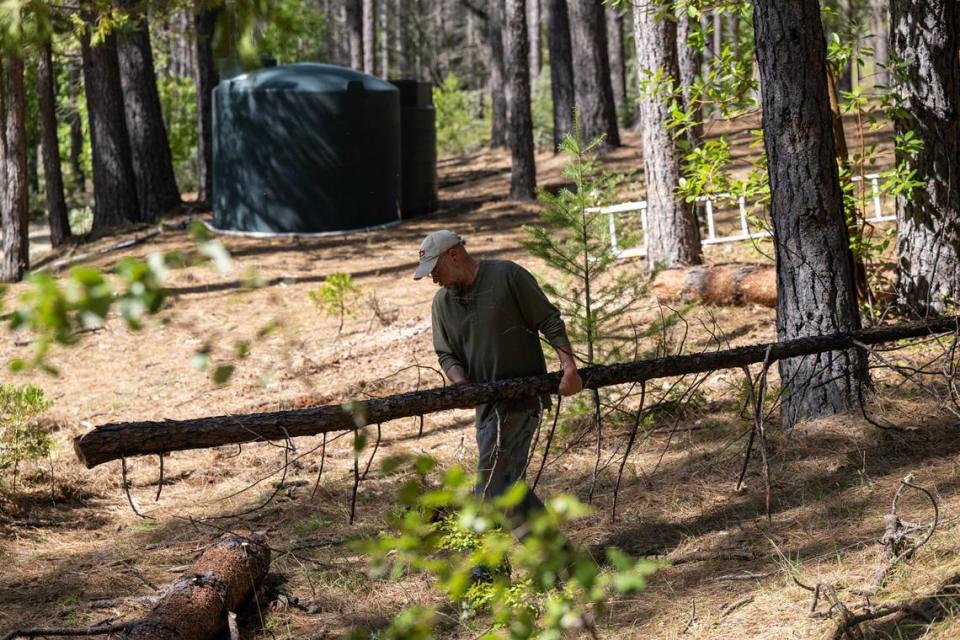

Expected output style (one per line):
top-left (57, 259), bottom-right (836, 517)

top-left (433, 72), bottom-right (489, 156)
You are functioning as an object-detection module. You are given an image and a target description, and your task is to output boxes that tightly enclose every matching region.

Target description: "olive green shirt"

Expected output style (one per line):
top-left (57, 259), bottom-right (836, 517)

top-left (431, 260), bottom-right (571, 421)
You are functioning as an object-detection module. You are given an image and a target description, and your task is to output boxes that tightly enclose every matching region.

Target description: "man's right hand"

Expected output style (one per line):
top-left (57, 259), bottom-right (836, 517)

top-left (447, 364), bottom-right (469, 385)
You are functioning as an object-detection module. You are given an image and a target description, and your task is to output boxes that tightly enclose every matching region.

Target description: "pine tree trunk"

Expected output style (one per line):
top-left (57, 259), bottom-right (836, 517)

top-left (80, 23), bottom-right (140, 232)
top-left (117, 0), bottom-right (181, 222)
top-left (545, 0), bottom-right (575, 150)
top-left (754, 0), bottom-right (869, 428)
top-left (606, 5), bottom-right (626, 124)
top-left (633, 0), bottom-right (701, 270)
top-left (712, 10), bottom-right (722, 60)
top-left (504, 0), bottom-right (536, 200)
top-left (527, 0), bottom-right (540, 86)
top-left (74, 317), bottom-right (960, 468)
top-left (67, 60), bottom-right (85, 191)
top-left (676, 7), bottom-right (703, 148)
top-left (871, 0), bottom-right (888, 86)
top-left (729, 9), bottom-right (741, 58)
top-left (37, 42), bottom-right (71, 248)
top-left (891, 0), bottom-right (960, 316)
top-left (347, 0), bottom-right (364, 70)
top-left (0, 55), bottom-right (29, 282)
top-left (568, 0), bottom-right (619, 147)
top-left (363, 0), bottom-right (376, 74)
top-left (395, 0), bottom-right (407, 76)
top-left (379, 0), bottom-right (389, 78)
top-left (195, 6), bottom-right (220, 207)
top-left (488, 0), bottom-right (508, 147)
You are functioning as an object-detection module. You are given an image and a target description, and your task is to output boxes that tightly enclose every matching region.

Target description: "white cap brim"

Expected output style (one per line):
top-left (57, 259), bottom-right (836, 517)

top-left (413, 255), bottom-right (439, 280)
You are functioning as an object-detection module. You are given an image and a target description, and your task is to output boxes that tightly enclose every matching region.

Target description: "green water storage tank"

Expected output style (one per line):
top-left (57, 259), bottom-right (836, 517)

top-left (212, 64), bottom-right (401, 233)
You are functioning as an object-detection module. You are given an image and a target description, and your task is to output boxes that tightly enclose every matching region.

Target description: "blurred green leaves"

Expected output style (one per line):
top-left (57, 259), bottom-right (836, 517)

top-left (359, 457), bottom-right (655, 638)
top-left (6, 222), bottom-right (235, 374)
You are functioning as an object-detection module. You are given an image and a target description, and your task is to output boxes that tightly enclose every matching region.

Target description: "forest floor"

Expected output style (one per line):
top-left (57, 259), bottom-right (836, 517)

top-left (3, 120), bottom-right (960, 640)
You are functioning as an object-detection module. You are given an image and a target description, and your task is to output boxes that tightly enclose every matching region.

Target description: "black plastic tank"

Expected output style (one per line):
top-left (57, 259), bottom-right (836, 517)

top-left (212, 64), bottom-right (401, 233)
top-left (390, 79), bottom-right (438, 217)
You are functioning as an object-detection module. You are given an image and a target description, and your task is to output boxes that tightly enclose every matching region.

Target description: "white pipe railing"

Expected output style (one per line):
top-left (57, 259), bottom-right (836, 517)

top-left (586, 173), bottom-right (894, 259)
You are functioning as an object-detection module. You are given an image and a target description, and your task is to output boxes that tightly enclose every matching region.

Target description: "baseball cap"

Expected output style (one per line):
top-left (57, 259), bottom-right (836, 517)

top-left (413, 230), bottom-right (463, 280)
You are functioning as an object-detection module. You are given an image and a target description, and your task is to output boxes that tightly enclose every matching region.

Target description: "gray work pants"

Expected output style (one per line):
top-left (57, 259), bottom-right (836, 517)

top-left (475, 403), bottom-right (545, 519)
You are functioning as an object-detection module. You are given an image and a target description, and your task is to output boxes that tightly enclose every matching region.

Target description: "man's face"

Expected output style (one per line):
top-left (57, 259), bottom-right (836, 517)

top-left (430, 249), bottom-right (457, 289)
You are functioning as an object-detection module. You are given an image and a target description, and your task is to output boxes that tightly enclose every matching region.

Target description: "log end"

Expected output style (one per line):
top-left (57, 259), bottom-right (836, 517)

top-left (72, 432), bottom-right (97, 469)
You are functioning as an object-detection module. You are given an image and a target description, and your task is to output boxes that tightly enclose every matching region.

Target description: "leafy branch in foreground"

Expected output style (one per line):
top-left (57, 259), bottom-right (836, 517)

top-left (4, 222), bottom-right (234, 374)
top-left (358, 457), bottom-right (655, 639)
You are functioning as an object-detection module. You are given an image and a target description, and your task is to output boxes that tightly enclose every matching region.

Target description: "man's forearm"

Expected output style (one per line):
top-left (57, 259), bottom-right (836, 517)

top-left (554, 345), bottom-right (578, 373)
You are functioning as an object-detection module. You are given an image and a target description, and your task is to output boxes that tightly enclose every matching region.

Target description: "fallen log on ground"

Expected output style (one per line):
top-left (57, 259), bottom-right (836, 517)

top-left (652, 264), bottom-right (777, 308)
top-left (0, 532), bottom-right (269, 640)
top-left (123, 531), bottom-right (270, 640)
top-left (74, 316), bottom-right (960, 468)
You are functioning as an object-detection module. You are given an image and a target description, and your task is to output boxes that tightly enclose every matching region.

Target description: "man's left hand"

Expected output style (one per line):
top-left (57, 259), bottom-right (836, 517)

top-left (558, 368), bottom-right (583, 396)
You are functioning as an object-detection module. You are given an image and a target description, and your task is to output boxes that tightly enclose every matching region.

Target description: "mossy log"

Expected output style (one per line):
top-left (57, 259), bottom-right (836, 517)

top-left (74, 316), bottom-right (960, 468)
top-left (124, 531), bottom-right (269, 640)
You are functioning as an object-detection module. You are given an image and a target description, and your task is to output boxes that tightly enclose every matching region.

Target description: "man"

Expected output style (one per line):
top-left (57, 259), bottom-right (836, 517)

top-left (414, 229), bottom-right (583, 519)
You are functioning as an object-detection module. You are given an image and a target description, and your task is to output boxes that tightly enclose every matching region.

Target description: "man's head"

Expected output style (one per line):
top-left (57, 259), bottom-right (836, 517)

top-left (413, 230), bottom-right (475, 290)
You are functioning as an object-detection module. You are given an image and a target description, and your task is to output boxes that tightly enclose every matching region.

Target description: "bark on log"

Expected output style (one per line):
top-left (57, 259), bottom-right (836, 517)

top-left (123, 531), bottom-right (269, 640)
top-left (652, 265), bottom-right (777, 308)
top-left (73, 317), bottom-right (960, 468)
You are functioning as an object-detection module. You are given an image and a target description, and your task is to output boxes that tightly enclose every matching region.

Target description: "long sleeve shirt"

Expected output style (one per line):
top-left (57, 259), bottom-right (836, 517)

top-left (431, 259), bottom-right (571, 421)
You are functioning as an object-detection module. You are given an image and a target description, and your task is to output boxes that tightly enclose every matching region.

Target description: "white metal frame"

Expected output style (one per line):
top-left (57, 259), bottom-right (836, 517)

top-left (586, 173), bottom-right (895, 259)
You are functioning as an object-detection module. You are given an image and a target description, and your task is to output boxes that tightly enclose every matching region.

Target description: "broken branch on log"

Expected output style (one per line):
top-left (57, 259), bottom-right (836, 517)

top-left (73, 317), bottom-right (960, 468)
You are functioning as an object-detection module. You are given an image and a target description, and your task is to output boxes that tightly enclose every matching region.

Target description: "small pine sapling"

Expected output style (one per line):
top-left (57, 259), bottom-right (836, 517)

top-left (0, 384), bottom-right (52, 492)
top-left (309, 272), bottom-right (360, 335)
top-left (523, 117), bottom-right (642, 500)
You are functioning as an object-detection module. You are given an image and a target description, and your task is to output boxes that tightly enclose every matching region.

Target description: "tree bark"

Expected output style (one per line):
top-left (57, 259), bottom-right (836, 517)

top-left (652, 264), bottom-right (777, 308)
top-left (347, 0), bottom-right (364, 70)
top-left (606, 4), bottom-right (626, 124)
top-left (67, 59), bottom-right (85, 192)
top-left (527, 0), bottom-right (540, 86)
top-left (890, 0), bottom-right (960, 316)
top-left (117, 0), bottom-right (181, 222)
top-left (123, 532), bottom-right (270, 640)
top-left (504, 0), bottom-right (536, 200)
top-left (81, 15), bottom-right (141, 232)
top-left (363, 0), bottom-right (376, 74)
top-left (568, 0), bottom-right (619, 147)
top-left (0, 54), bottom-right (29, 282)
top-left (37, 43), bottom-right (71, 248)
top-left (871, 0), bottom-right (887, 86)
top-left (488, 0), bottom-right (508, 147)
top-left (633, 0), bottom-right (702, 270)
top-left (545, 0), bottom-right (575, 150)
top-left (379, 0), bottom-right (389, 77)
top-left (676, 5), bottom-right (703, 148)
top-left (754, 0), bottom-right (869, 428)
top-left (72, 316), bottom-right (960, 468)
top-left (195, 5), bottom-right (220, 207)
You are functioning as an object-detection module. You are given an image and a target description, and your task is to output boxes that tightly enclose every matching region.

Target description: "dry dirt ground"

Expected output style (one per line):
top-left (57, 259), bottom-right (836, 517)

top-left (2, 126), bottom-right (960, 640)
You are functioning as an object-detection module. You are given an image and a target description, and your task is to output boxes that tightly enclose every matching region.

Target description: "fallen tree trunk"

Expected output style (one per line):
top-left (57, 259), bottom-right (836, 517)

top-left (74, 316), bottom-right (960, 468)
top-left (0, 532), bottom-right (269, 640)
top-left (652, 264), bottom-right (777, 308)
top-left (123, 531), bottom-right (269, 640)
